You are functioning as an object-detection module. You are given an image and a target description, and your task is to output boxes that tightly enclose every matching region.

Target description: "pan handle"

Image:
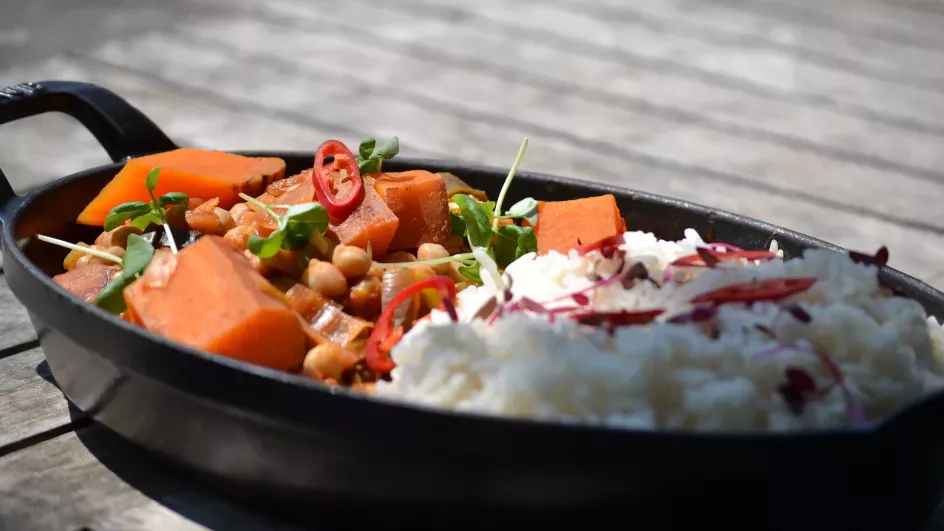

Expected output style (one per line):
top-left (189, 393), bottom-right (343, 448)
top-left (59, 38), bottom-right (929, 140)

top-left (0, 80), bottom-right (178, 224)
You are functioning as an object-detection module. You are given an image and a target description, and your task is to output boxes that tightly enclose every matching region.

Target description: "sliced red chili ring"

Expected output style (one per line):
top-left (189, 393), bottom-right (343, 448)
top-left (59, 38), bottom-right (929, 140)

top-left (670, 249), bottom-right (780, 268)
top-left (570, 309), bottom-right (664, 327)
top-left (365, 276), bottom-right (458, 374)
top-left (690, 277), bottom-right (817, 305)
top-left (312, 139), bottom-right (364, 222)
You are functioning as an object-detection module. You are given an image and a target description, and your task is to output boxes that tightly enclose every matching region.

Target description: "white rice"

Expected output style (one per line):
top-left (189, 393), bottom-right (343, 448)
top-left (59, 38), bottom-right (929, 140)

top-left (374, 229), bottom-right (944, 431)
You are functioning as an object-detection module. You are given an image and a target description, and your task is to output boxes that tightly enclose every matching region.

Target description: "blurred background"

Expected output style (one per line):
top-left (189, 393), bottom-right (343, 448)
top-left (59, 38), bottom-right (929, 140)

top-left (3, 0), bottom-right (944, 286)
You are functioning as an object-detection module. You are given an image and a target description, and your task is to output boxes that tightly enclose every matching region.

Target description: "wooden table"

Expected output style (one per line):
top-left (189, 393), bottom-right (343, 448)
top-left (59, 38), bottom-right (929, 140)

top-left (4, 0), bottom-right (944, 528)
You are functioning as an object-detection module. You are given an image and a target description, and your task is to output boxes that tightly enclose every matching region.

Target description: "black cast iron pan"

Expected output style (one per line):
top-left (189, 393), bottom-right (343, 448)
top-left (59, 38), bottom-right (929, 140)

top-left (3, 81), bottom-right (944, 530)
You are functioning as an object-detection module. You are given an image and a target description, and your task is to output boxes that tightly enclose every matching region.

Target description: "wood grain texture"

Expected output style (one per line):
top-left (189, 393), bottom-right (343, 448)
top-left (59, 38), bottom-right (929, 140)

top-left (0, 275), bottom-right (37, 350)
top-left (0, 347), bottom-right (69, 449)
top-left (397, 0), bottom-right (944, 132)
top-left (0, 427), bottom-right (307, 531)
top-left (84, 23), bottom-right (944, 229)
top-left (556, 0), bottom-right (944, 88)
top-left (260, 0), bottom-right (944, 177)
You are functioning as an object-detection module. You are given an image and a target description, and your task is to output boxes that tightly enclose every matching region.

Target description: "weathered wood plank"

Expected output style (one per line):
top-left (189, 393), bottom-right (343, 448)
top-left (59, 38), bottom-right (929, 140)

top-left (0, 424), bottom-right (943, 530)
top-left (0, 275), bottom-right (37, 351)
top-left (390, 0), bottom-right (944, 132)
top-left (555, 0), bottom-right (944, 88)
top-left (0, 347), bottom-right (69, 449)
top-left (245, 0), bottom-right (944, 182)
top-left (707, 0), bottom-right (944, 47)
top-left (0, 426), bottom-right (306, 531)
top-left (99, 24), bottom-right (944, 235)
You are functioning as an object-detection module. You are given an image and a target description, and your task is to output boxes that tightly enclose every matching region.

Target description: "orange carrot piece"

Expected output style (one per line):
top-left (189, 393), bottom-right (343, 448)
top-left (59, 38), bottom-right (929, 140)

top-left (77, 149), bottom-right (286, 226)
top-left (266, 169), bottom-right (316, 205)
top-left (373, 170), bottom-right (451, 251)
top-left (123, 236), bottom-right (307, 371)
top-left (184, 197), bottom-right (222, 235)
top-left (53, 263), bottom-right (122, 303)
top-left (328, 177), bottom-right (399, 258)
top-left (533, 194), bottom-right (624, 255)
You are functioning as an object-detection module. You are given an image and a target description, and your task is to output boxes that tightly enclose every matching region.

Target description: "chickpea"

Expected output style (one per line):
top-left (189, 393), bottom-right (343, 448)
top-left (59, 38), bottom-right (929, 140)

top-left (63, 243), bottom-right (91, 271)
top-left (95, 224), bottom-right (141, 249)
top-left (224, 225), bottom-right (254, 251)
top-left (332, 245), bottom-right (371, 279)
top-left (417, 243), bottom-right (450, 274)
top-left (446, 261), bottom-right (467, 283)
top-left (301, 343), bottom-right (346, 381)
top-left (76, 253), bottom-right (104, 268)
top-left (348, 276), bottom-right (382, 318)
top-left (213, 207), bottom-right (236, 233)
top-left (106, 246), bottom-right (126, 260)
top-left (384, 251), bottom-right (416, 263)
top-left (442, 234), bottom-right (466, 255)
top-left (229, 203), bottom-right (252, 225)
top-left (303, 259), bottom-right (348, 297)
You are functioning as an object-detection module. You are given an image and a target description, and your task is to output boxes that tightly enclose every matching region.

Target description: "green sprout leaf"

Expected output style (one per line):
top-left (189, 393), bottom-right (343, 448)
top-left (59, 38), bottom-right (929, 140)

top-left (493, 225), bottom-right (537, 267)
top-left (238, 193), bottom-right (329, 259)
top-left (159, 192), bottom-right (190, 208)
top-left (145, 167), bottom-right (161, 192)
top-left (130, 212), bottom-right (163, 231)
top-left (282, 203), bottom-right (330, 249)
top-left (94, 233), bottom-right (155, 314)
top-left (453, 194), bottom-right (493, 249)
top-left (372, 136), bottom-right (399, 160)
top-left (247, 231), bottom-right (286, 259)
top-left (458, 261), bottom-right (482, 283)
top-left (103, 201), bottom-right (152, 232)
top-left (356, 136), bottom-right (400, 174)
top-left (359, 137), bottom-right (376, 160)
top-left (450, 211), bottom-right (467, 237)
top-left (505, 197), bottom-right (539, 227)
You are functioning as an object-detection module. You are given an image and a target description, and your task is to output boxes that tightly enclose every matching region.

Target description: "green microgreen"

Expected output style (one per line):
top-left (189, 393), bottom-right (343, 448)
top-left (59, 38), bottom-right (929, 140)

top-left (102, 167), bottom-right (188, 254)
top-left (94, 233), bottom-right (155, 314)
top-left (356, 136), bottom-right (400, 174)
top-left (238, 193), bottom-right (330, 260)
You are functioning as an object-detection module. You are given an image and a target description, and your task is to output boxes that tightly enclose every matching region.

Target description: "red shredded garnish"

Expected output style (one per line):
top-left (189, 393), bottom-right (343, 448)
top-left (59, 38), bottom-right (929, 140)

top-left (571, 309), bottom-right (664, 327)
top-left (690, 277), bottom-right (817, 305)
top-left (574, 233), bottom-right (626, 256)
top-left (312, 140), bottom-right (364, 222)
top-left (670, 249), bottom-right (780, 269)
top-left (572, 293), bottom-right (591, 306)
top-left (848, 246), bottom-right (889, 268)
top-left (755, 345), bottom-right (866, 424)
top-left (666, 306), bottom-right (717, 324)
top-left (365, 276), bottom-right (457, 374)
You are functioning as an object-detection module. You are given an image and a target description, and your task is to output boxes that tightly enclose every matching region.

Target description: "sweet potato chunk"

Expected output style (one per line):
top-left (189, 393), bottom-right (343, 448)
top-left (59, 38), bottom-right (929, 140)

top-left (53, 263), bottom-right (121, 302)
top-left (327, 177), bottom-right (399, 258)
top-left (78, 149), bottom-right (286, 226)
top-left (533, 194), bottom-right (625, 255)
top-left (123, 236), bottom-right (307, 371)
top-left (373, 170), bottom-right (451, 251)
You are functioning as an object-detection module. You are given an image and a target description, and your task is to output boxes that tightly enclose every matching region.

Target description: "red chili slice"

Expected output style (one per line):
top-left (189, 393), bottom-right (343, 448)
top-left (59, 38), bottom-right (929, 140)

top-left (570, 309), bottom-right (664, 327)
top-left (690, 277), bottom-right (817, 305)
top-left (312, 139), bottom-right (364, 222)
top-left (671, 249), bottom-right (780, 268)
top-left (365, 276), bottom-right (458, 374)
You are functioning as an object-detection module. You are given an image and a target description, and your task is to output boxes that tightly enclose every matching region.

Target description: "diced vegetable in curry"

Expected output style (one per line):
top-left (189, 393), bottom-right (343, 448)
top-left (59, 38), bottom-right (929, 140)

top-left (42, 137), bottom-right (630, 390)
